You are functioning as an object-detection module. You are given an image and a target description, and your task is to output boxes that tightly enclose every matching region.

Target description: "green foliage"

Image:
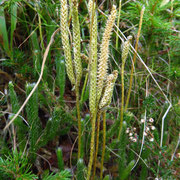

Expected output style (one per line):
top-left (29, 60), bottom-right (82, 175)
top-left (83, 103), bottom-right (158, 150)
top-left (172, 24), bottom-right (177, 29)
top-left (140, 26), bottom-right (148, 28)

top-left (57, 147), bottom-right (64, 171)
top-left (103, 175), bottom-right (110, 180)
top-left (8, 82), bottom-right (28, 151)
top-left (38, 107), bottom-right (66, 148)
top-left (0, 6), bottom-right (10, 56)
top-left (0, 149), bottom-right (37, 180)
top-left (139, 160), bottom-right (148, 180)
top-left (26, 83), bottom-right (42, 156)
top-left (117, 121), bottom-right (128, 179)
top-left (120, 160), bottom-right (135, 180)
top-left (31, 30), bottom-right (42, 77)
top-left (55, 56), bottom-right (66, 103)
top-left (0, 0), bottom-right (179, 179)
top-left (42, 169), bottom-right (71, 180)
top-left (77, 158), bottom-right (86, 180)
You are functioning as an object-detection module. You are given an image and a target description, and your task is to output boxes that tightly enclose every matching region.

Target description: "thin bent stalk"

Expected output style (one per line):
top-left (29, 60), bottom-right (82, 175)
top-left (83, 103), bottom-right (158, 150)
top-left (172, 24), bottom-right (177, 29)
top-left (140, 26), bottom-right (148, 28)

top-left (118, 36), bottom-right (132, 140)
top-left (125, 7), bottom-right (144, 111)
top-left (118, 56), bottom-right (125, 139)
top-left (92, 111), bottom-right (102, 179)
top-left (100, 110), bottom-right (106, 180)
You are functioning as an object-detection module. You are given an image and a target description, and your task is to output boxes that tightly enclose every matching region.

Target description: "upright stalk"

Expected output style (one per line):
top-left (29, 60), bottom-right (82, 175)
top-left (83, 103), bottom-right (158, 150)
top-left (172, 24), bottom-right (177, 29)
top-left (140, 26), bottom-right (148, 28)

top-left (76, 85), bottom-right (82, 159)
top-left (87, 112), bottom-right (97, 180)
top-left (100, 110), bottom-right (106, 180)
top-left (71, 0), bottom-right (82, 159)
top-left (125, 7), bottom-right (144, 111)
top-left (92, 110), bottom-right (102, 179)
top-left (87, 1), bottom-right (97, 179)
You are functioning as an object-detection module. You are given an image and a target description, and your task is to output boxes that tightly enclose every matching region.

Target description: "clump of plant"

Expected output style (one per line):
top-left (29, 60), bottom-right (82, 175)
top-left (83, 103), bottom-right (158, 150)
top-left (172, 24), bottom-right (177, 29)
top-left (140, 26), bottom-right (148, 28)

top-left (60, 0), bottom-right (118, 179)
top-left (0, 149), bottom-right (37, 179)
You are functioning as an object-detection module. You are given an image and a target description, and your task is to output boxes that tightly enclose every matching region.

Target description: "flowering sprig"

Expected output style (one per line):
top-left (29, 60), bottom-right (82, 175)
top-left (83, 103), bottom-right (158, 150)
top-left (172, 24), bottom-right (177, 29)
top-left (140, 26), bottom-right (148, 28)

top-left (141, 118), bottom-right (156, 142)
top-left (126, 127), bottom-right (138, 143)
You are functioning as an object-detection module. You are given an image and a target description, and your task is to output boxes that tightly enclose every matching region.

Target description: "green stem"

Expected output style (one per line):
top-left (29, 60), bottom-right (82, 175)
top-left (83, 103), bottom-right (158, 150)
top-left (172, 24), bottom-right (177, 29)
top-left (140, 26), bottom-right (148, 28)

top-left (100, 111), bottom-right (106, 179)
top-left (118, 58), bottom-right (125, 140)
top-left (87, 112), bottom-right (97, 180)
top-left (76, 85), bottom-right (82, 159)
top-left (92, 110), bottom-right (102, 179)
top-left (80, 64), bottom-right (89, 105)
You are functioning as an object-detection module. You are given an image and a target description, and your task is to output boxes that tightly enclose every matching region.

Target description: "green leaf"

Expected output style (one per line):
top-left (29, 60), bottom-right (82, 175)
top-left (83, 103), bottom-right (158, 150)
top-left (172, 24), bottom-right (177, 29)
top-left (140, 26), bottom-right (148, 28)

top-left (55, 56), bottom-right (66, 103)
top-left (77, 159), bottom-right (86, 180)
top-left (10, 2), bottom-right (17, 52)
top-left (0, 7), bottom-right (10, 56)
top-left (120, 160), bottom-right (135, 180)
top-left (57, 147), bottom-right (64, 171)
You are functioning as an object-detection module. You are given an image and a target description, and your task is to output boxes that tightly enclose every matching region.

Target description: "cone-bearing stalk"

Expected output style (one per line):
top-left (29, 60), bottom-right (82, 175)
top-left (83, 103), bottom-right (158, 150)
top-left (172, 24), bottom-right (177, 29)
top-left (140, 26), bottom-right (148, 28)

top-left (60, 0), bottom-right (75, 85)
top-left (99, 70), bottom-right (118, 109)
top-left (88, 0), bottom-right (98, 115)
top-left (97, 5), bottom-right (117, 103)
top-left (71, 0), bottom-right (82, 85)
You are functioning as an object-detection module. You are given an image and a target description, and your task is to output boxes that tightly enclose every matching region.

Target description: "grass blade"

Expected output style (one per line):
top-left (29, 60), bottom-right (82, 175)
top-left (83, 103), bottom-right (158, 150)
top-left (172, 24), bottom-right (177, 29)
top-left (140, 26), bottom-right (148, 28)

top-left (0, 7), bottom-right (10, 56)
top-left (10, 2), bottom-right (18, 53)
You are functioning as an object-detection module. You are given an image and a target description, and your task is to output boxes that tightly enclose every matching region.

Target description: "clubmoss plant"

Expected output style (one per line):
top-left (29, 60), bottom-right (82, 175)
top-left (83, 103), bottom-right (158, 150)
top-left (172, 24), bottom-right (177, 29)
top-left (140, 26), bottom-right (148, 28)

top-left (87, 3), bottom-right (117, 179)
top-left (96, 5), bottom-right (117, 103)
top-left (71, 0), bottom-right (82, 85)
top-left (60, 0), bottom-right (75, 85)
top-left (60, 0), bottom-right (82, 159)
top-left (0, 149), bottom-right (37, 179)
top-left (26, 83), bottom-right (42, 158)
top-left (8, 82), bottom-right (28, 151)
top-left (88, 0), bottom-right (98, 115)
top-left (93, 71), bottom-right (118, 178)
top-left (56, 147), bottom-right (64, 171)
top-left (61, 1), bottom-right (118, 179)
top-left (77, 158), bottom-right (86, 180)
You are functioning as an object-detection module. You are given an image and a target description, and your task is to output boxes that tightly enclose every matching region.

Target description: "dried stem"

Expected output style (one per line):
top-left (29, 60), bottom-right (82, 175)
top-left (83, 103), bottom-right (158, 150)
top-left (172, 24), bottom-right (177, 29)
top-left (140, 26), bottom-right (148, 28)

top-left (125, 7), bottom-right (144, 111)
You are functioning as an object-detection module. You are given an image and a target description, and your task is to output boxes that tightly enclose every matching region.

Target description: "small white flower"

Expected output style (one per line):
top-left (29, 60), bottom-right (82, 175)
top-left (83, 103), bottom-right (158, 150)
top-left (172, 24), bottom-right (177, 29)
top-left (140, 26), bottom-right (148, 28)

top-left (129, 133), bottom-right (133, 136)
top-left (133, 127), bottom-right (136, 131)
top-left (141, 119), bottom-right (145, 123)
top-left (146, 127), bottom-right (150, 131)
top-left (132, 138), bottom-right (137, 142)
top-left (149, 118), bottom-right (154, 123)
top-left (144, 132), bottom-right (147, 136)
top-left (129, 136), bottom-right (133, 140)
top-left (151, 126), bottom-right (155, 130)
top-left (149, 138), bottom-right (154, 142)
top-left (4, 89), bottom-right (7, 95)
top-left (126, 129), bottom-right (130, 133)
